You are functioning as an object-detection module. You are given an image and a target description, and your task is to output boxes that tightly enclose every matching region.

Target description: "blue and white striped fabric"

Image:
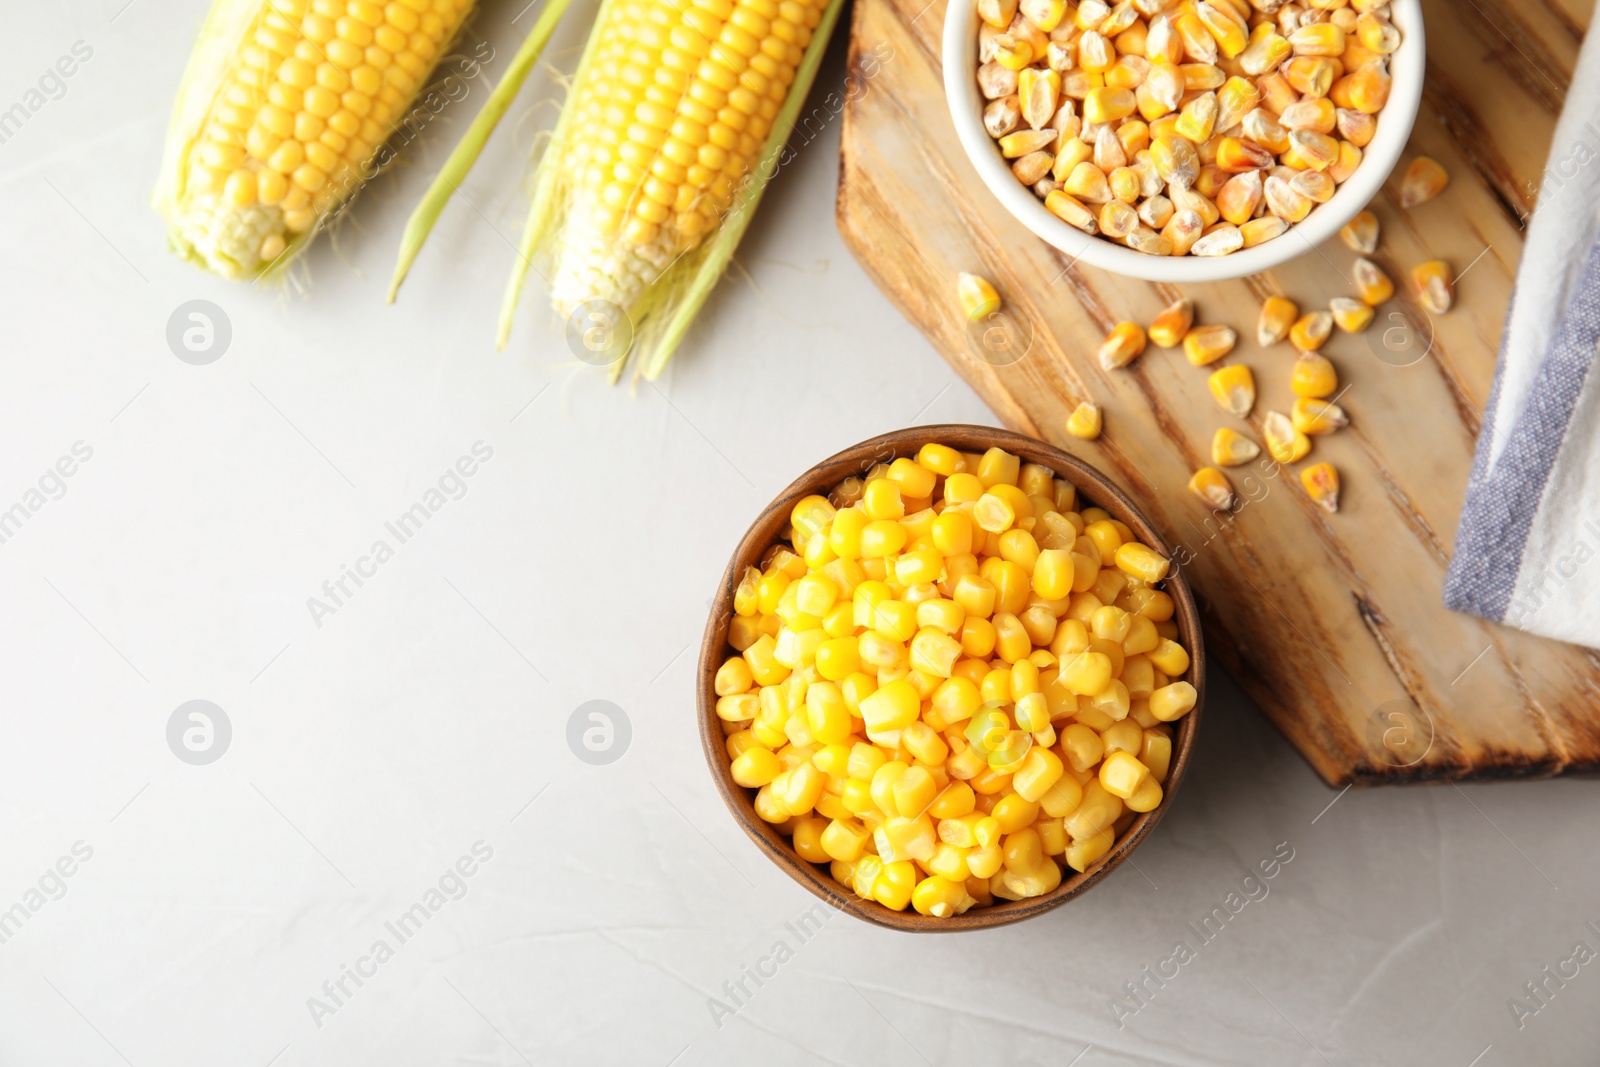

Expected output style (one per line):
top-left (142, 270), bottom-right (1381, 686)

top-left (1443, 26), bottom-right (1600, 648)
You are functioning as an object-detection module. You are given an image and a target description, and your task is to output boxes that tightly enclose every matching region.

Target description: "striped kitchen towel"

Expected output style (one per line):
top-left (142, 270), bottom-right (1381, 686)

top-left (1443, 23), bottom-right (1600, 648)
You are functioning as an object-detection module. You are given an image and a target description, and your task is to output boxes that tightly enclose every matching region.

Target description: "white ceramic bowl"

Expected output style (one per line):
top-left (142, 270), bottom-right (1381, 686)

top-left (943, 1), bottom-right (1426, 281)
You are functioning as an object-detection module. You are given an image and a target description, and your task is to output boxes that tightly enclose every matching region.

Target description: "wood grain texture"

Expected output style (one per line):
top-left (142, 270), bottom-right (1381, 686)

top-left (835, 0), bottom-right (1600, 786)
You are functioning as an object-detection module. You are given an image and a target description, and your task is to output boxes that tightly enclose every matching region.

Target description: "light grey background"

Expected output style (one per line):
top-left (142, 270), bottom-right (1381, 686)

top-left (2, 3), bottom-right (1596, 1065)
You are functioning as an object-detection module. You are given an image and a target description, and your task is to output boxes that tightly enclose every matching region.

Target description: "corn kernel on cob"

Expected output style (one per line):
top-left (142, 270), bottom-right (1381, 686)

top-left (155, 0), bottom-right (476, 279)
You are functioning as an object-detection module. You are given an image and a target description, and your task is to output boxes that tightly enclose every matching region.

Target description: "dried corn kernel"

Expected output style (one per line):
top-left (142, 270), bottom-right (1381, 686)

top-left (1411, 259), bottom-right (1454, 314)
top-left (1353, 257), bottom-right (1395, 305)
top-left (1339, 209), bottom-right (1379, 253)
top-left (1258, 295), bottom-right (1297, 346)
top-left (1329, 296), bottom-right (1374, 333)
top-left (1208, 364), bottom-right (1255, 416)
top-left (1188, 467), bottom-right (1234, 509)
top-left (1212, 427), bottom-right (1260, 466)
top-left (1300, 462), bottom-right (1340, 512)
top-left (1290, 352), bottom-right (1338, 398)
top-left (1066, 401), bottom-right (1103, 440)
top-left (1399, 156), bottom-right (1448, 208)
top-left (1289, 310), bottom-right (1333, 351)
top-left (1292, 396), bottom-right (1348, 435)
top-left (958, 273), bottom-right (1002, 321)
top-left (1148, 298), bottom-right (1194, 348)
top-left (1182, 323), bottom-right (1237, 366)
top-left (1263, 410), bottom-right (1311, 463)
top-left (1098, 321), bottom-right (1147, 369)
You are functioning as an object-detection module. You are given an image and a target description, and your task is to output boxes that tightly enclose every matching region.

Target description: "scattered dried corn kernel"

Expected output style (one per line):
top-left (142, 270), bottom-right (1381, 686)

top-left (1258, 295), bottom-right (1298, 346)
top-left (1182, 324), bottom-right (1237, 366)
top-left (1329, 297), bottom-right (1375, 333)
top-left (1208, 364), bottom-right (1255, 416)
top-left (1292, 396), bottom-right (1349, 435)
top-left (1399, 156), bottom-right (1449, 208)
top-left (1352, 257), bottom-right (1395, 305)
top-left (1411, 259), bottom-right (1454, 314)
top-left (1263, 410), bottom-right (1311, 463)
top-left (1066, 401), bottom-right (1103, 440)
top-left (1289, 310), bottom-right (1332, 352)
top-left (958, 272), bottom-right (1002, 321)
top-left (1099, 321), bottom-right (1148, 370)
top-left (1211, 427), bottom-right (1261, 467)
top-left (1339, 209), bottom-right (1379, 253)
top-left (1300, 462), bottom-right (1340, 513)
top-left (1148, 298), bottom-right (1195, 348)
top-left (1290, 352), bottom-right (1338, 398)
top-left (719, 443), bottom-right (1195, 917)
top-left (1188, 467), bottom-right (1234, 510)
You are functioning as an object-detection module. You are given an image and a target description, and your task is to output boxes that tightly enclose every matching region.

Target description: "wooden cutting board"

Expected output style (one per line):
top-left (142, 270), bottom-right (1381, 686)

top-left (835, 0), bottom-right (1600, 786)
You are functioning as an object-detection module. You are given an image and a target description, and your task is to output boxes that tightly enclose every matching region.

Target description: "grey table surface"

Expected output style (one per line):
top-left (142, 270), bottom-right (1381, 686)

top-left (2, 2), bottom-right (1597, 1065)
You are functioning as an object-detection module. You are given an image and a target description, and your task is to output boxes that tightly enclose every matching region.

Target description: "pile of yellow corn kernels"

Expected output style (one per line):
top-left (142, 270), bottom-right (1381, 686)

top-left (713, 444), bottom-right (1195, 918)
top-left (975, 0), bottom-right (1402, 255)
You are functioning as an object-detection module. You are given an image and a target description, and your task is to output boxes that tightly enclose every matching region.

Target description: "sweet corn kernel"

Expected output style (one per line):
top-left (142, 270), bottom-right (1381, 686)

top-left (1301, 462), bottom-right (1341, 513)
top-left (722, 442), bottom-right (1191, 916)
top-left (1207, 364), bottom-right (1255, 416)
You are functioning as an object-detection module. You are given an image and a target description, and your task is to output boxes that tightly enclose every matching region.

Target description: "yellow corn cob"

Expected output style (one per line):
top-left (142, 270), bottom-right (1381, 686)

top-left (481, 0), bottom-right (844, 378)
top-left (155, 0), bottom-right (475, 279)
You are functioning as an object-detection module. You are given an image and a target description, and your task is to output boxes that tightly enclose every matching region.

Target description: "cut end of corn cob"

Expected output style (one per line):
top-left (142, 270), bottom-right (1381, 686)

top-left (155, 0), bottom-right (475, 280)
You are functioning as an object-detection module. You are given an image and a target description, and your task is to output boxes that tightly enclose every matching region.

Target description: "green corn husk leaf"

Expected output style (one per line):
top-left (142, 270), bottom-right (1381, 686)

top-left (388, 0), bottom-right (576, 302)
top-left (498, 0), bottom-right (849, 382)
top-left (154, 0), bottom-right (478, 281)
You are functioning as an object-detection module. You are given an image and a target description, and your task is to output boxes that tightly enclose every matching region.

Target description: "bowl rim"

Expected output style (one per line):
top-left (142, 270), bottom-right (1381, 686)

top-left (697, 425), bottom-right (1206, 931)
top-left (941, 0), bottom-right (1427, 282)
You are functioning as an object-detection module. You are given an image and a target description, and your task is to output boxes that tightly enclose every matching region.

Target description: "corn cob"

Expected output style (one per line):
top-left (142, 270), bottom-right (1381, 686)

top-left (392, 0), bottom-right (846, 379)
top-left (155, 0), bottom-right (476, 279)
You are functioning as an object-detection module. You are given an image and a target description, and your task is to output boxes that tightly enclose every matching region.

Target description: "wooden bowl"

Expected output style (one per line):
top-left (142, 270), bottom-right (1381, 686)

top-left (697, 425), bottom-right (1205, 931)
